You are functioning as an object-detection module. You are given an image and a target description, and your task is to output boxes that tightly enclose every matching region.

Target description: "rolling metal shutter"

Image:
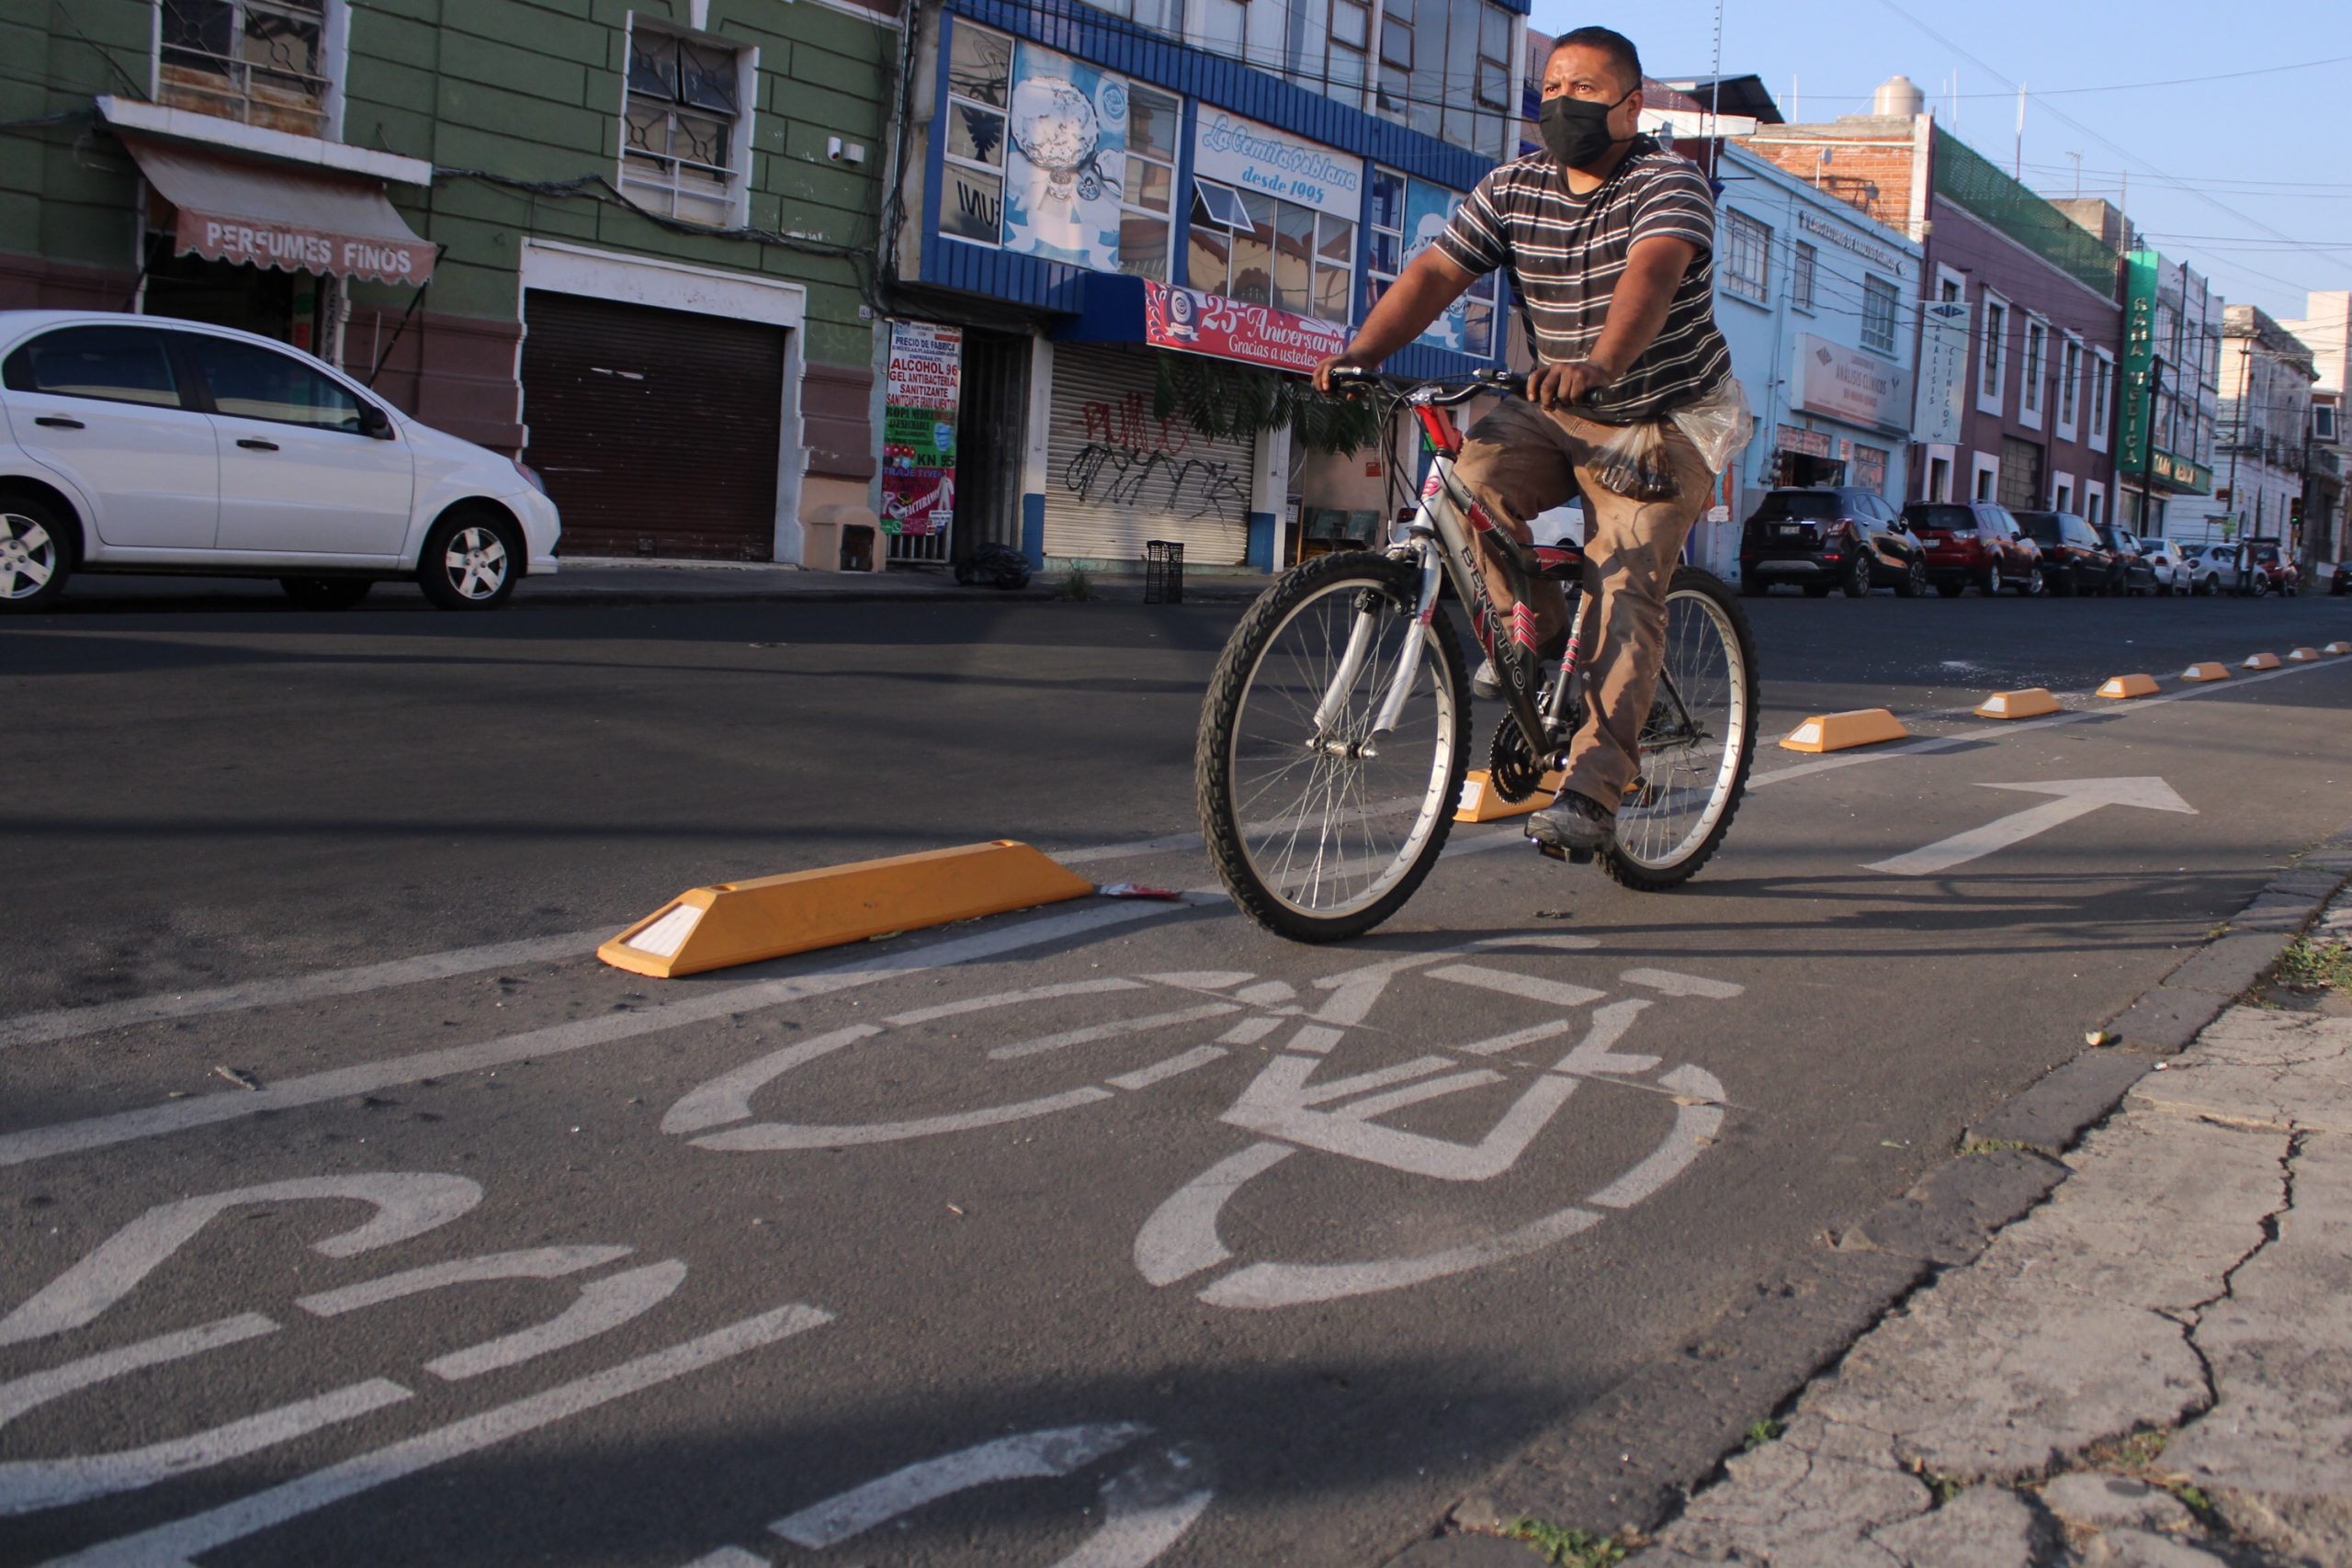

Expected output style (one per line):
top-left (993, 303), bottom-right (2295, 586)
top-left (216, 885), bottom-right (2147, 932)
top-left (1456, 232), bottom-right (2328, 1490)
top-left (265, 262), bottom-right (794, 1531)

top-left (1044, 344), bottom-right (1255, 566)
top-left (521, 292), bottom-right (787, 559)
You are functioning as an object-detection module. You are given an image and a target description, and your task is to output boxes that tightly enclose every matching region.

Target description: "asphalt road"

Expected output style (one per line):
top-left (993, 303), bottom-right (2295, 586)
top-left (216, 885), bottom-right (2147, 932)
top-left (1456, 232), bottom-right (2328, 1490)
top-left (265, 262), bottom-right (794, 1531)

top-left (6, 581), bottom-right (2352, 1567)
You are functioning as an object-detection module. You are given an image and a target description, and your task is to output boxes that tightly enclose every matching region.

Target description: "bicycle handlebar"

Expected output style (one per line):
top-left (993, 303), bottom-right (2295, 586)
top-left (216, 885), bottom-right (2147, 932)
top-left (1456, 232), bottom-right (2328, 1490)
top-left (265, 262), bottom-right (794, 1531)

top-left (1323, 365), bottom-right (1528, 405)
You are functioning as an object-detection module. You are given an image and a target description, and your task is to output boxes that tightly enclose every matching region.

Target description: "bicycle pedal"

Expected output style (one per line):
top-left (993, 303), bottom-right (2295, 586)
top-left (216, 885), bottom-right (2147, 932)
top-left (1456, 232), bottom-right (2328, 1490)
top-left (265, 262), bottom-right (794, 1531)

top-left (1532, 837), bottom-right (1566, 862)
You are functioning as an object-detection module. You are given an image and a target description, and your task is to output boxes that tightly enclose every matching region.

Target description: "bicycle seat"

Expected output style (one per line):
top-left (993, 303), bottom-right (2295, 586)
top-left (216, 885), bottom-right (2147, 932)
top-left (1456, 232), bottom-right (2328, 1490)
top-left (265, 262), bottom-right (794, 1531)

top-left (1532, 545), bottom-right (1586, 581)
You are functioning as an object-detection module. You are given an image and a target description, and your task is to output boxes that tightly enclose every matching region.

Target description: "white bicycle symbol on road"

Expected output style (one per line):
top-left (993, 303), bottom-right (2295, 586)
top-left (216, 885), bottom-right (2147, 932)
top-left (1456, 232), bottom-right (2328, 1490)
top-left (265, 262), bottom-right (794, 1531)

top-left (666, 934), bottom-right (1736, 1310)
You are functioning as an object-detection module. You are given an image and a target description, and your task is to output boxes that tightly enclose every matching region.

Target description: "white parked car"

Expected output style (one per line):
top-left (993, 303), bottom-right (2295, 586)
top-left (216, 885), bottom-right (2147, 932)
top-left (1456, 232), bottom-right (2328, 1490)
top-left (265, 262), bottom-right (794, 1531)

top-left (2172, 544), bottom-right (2229, 597)
top-left (0, 311), bottom-right (559, 612)
top-left (2132, 536), bottom-right (2194, 595)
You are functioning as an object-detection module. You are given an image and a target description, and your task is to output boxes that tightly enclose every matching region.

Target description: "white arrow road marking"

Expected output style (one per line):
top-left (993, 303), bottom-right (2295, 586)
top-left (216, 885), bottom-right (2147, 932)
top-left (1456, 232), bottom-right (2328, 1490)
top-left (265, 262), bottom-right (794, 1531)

top-left (1863, 776), bottom-right (2199, 877)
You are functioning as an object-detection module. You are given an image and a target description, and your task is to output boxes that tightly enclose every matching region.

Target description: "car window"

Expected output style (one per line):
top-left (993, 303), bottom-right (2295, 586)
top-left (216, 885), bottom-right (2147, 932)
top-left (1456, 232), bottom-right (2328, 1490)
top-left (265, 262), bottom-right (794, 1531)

top-left (1908, 504), bottom-right (1973, 533)
top-left (181, 335), bottom-right (367, 432)
top-left (1, 325), bottom-right (184, 408)
top-left (1753, 492), bottom-right (1840, 521)
top-left (2015, 513), bottom-right (2060, 545)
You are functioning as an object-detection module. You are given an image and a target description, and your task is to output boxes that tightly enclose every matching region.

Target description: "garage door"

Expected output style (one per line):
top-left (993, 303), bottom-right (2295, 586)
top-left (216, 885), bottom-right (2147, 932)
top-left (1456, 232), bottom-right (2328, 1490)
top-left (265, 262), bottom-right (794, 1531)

top-left (522, 293), bottom-right (788, 559)
top-left (1045, 344), bottom-right (1254, 566)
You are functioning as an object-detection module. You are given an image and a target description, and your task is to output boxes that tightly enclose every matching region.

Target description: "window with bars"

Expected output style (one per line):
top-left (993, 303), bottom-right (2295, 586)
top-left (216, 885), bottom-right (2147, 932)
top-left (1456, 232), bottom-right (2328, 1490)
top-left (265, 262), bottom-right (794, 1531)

top-left (621, 22), bottom-right (748, 227)
top-left (939, 24), bottom-right (1012, 247)
top-left (158, 0), bottom-right (331, 135)
top-left (1791, 243), bottom-right (1816, 312)
top-left (1188, 179), bottom-right (1353, 319)
top-left (1860, 274), bottom-right (1897, 355)
top-left (1721, 210), bottom-right (1769, 303)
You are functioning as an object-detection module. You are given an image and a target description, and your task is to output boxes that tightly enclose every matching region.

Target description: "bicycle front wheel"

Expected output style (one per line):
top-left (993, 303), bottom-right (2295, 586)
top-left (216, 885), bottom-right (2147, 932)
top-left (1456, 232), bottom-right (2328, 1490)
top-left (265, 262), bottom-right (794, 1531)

top-left (1197, 552), bottom-right (1470, 942)
top-left (1602, 566), bottom-right (1758, 891)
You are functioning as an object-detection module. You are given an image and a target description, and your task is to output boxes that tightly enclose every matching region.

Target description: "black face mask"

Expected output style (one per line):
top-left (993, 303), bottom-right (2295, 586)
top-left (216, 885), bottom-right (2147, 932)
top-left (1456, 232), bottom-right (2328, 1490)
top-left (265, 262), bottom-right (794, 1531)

top-left (1540, 85), bottom-right (1634, 169)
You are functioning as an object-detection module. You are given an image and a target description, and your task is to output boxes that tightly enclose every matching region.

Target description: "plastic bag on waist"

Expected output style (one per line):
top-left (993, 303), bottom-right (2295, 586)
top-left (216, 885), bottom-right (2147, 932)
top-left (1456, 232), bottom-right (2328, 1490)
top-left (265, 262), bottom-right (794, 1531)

top-left (1668, 376), bottom-right (1755, 477)
top-left (1586, 419), bottom-right (1679, 502)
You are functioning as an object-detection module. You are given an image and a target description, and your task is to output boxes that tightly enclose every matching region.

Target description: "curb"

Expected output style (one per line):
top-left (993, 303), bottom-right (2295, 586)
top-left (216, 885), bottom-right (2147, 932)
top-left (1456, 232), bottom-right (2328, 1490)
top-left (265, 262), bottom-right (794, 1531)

top-left (1384, 823), bottom-right (2352, 1566)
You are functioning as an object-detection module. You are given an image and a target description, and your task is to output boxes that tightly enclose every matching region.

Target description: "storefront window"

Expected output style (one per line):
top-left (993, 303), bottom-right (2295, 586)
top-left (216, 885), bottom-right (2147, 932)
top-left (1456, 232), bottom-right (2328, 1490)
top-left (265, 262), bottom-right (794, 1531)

top-left (1189, 180), bottom-right (1351, 317)
top-left (941, 23), bottom-right (1012, 247)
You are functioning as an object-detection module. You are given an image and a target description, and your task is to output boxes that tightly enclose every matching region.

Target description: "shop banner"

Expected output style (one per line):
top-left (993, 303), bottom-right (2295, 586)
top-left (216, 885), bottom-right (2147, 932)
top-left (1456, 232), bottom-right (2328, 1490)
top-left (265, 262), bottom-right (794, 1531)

top-left (882, 321), bottom-right (961, 536)
top-left (1913, 300), bottom-right (1969, 446)
top-left (1143, 280), bottom-right (1348, 376)
top-left (1190, 110), bottom-right (1362, 222)
top-left (1796, 333), bottom-right (1910, 434)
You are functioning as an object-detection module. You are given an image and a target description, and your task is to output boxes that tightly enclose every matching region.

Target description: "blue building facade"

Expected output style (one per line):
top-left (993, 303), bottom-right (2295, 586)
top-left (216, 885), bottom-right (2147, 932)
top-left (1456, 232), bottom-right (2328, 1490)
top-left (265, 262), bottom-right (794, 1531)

top-left (891, 0), bottom-right (1524, 570)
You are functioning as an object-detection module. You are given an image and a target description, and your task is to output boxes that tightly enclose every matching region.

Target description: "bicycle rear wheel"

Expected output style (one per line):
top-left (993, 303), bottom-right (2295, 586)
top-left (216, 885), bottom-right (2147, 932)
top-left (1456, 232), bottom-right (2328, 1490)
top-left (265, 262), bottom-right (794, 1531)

top-left (1601, 566), bottom-right (1758, 891)
top-left (1197, 551), bottom-right (1470, 942)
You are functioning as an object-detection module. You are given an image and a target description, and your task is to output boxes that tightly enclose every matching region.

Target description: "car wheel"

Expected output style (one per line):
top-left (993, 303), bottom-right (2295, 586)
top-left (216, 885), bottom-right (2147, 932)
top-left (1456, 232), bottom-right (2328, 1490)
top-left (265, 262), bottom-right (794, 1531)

top-left (2025, 566), bottom-right (2046, 597)
top-left (1894, 558), bottom-right (1927, 598)
top-left (418, 509), bottom-right (522, 611)
top-left (0, 494), bottom-right (74, 614)
top-left (1983, 563), bottom-right (2003, 597)
top-left (2201, 573), bottom-right (2220, 597)
top-left (2251, 574), bottom-right (2269, 599)
top-left (1841, 552), bottom-right (1873, 597)
top-left (279, 577), bottom-right (375, 611)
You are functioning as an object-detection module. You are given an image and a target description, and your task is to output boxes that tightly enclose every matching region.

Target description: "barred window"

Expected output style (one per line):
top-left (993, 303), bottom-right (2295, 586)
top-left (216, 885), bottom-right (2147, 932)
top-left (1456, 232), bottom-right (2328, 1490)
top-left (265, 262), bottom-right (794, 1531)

top-left (1860, 274), bottom-right (1897, 355)
top-left (1722, 210), bottom-right (1770, 304)
top-left (158, 0), bottom-right (329, 134)
top-left (622, 23), bottom-right (746, 228)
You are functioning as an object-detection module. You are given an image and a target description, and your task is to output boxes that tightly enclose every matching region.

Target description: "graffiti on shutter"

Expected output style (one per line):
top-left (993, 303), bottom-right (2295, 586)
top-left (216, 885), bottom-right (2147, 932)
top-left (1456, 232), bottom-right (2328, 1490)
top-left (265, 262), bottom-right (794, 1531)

top-left (1046, 344), bottom-right (1256, 565)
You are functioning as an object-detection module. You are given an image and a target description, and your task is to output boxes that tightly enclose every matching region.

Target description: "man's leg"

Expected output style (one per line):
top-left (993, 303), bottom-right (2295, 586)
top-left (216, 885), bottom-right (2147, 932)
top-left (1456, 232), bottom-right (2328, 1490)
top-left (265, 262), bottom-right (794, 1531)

top-left (1548, 420), bottom-right (1717, 819)
top-left (1450, 398), bottom-right (1578, 660)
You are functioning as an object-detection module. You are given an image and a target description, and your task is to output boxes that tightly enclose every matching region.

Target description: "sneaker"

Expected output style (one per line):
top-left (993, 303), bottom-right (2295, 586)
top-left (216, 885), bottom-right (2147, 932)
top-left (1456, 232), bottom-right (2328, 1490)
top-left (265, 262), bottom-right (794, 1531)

top-left (1471, 658), bottom-right (1504, 700)
top-left (1528, 788), bottom-right (1617, 852)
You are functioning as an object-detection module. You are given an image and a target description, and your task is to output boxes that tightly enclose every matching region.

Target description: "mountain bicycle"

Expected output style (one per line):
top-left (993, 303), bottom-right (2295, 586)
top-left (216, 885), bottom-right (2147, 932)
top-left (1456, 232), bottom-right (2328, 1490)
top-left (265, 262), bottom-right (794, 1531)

top-left (1195, 367), bottom-right (1759, 943)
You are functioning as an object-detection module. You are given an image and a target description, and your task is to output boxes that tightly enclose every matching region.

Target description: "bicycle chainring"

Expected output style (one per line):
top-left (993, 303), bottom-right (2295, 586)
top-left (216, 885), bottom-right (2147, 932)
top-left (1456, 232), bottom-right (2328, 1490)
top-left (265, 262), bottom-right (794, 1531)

top-left (1487, 717), bottom-right (1551, 803)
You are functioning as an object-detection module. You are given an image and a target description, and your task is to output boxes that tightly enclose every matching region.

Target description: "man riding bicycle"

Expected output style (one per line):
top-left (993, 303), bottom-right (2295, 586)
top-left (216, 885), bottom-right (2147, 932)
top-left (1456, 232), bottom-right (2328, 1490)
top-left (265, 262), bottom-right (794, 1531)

top-left (1314, 25), bottom-right (1735, 856)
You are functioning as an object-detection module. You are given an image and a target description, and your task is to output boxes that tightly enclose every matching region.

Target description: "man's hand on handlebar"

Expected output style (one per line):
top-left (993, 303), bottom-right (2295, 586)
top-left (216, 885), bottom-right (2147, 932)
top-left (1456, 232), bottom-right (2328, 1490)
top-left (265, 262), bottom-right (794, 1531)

top-left (1314, 353), bottom-right (1376, 396)
top-left (1526, 359), bottom-right (1617, 411)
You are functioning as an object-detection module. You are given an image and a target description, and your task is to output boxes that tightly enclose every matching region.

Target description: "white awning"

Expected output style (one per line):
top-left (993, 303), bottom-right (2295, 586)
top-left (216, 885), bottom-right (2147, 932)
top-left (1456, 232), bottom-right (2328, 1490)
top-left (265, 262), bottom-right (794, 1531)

top-left (120, 132), bottom-right (436, 288)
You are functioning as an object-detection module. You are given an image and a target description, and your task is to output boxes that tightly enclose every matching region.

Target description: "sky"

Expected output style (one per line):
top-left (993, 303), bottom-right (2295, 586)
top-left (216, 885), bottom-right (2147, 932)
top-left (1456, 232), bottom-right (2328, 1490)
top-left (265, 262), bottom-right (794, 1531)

top-left (1525, 0), bottom-right (2352, 327)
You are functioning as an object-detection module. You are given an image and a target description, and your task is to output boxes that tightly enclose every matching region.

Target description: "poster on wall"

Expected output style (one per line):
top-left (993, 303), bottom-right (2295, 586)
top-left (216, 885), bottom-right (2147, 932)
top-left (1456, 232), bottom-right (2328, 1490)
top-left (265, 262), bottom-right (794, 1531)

top-left (1143, 280), bottom-right (1348, 375)
top-left (1402, 180), bottom-right (1469, 352)
top-left (1913, 299), bottom-right (1969, 446)
top-left (1001, 42), bottom-right (1128, 272)
top-left (881, 321), bottom-right (961, 537)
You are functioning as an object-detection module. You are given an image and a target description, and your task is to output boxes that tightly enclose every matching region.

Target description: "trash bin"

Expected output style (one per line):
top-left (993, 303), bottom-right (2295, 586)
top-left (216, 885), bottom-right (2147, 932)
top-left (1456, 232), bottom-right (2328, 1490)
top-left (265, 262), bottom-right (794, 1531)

top-left (1144, 539), bottom-right (1184, 604)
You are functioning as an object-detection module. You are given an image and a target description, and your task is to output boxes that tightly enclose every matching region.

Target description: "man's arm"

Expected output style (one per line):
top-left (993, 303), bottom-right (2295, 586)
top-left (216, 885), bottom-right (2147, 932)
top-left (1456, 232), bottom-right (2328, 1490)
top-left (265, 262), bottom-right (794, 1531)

top-left (1313, 247), bottom-right (1477, 393)
top-left (1527, 234), bottom-right (1698, 408)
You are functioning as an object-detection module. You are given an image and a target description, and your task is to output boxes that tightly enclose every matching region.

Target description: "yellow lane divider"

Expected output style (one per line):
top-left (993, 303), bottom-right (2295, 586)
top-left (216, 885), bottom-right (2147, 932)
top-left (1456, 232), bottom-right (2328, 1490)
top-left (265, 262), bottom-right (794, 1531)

top-left (2243, 651), bottom-right (2283, 671)
top-left (598, 841), bottom-right (1096, 978)
top-left (1455, 767), bottom-right (1561, 822)
top-left (2180, 662), bottom-right (2231, 683)
top-left (1781, 707), bottom-right (1908, 754)
top-left (2287, 647), bottom-right (2322, 663)
top-left (1975, 687), bottom-right (2061, 720)
top-left (2096, 672), bottom-right (2161, 700)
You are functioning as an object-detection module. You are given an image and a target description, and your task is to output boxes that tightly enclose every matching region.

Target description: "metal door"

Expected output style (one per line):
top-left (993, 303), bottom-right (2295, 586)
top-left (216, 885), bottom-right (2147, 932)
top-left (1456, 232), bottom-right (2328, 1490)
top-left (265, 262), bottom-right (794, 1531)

top-left (1044, 344), bottom-right (1253, 566)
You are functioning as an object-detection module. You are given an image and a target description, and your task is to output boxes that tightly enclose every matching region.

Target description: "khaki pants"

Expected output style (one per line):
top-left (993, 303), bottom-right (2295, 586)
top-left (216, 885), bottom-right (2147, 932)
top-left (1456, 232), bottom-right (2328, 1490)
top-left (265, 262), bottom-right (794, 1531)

top-left (1452, 396), bottom-right (1717, 809)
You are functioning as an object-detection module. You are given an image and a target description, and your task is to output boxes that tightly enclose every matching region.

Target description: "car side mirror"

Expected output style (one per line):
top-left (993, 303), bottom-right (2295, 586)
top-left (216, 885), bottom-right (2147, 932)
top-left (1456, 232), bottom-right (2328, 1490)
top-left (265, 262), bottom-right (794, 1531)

top-left (357, 402), bottom-right (393, 440)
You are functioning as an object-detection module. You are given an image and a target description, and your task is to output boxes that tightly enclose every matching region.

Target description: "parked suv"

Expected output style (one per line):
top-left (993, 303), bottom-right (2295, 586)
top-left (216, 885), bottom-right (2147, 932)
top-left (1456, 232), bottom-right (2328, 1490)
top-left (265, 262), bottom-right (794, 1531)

top-left (2244, 540), bottom-right (2299, 597)
top-left (0, 310), bottom-right (561, 612)
top-left (1739, 488), bottom-right (1928, 599)
top-left (1904, 501), bottom-right (2043, 597)
top-left (2012, 511), bottom-right (2116, 596)
top-left (2096, 524), bottom-right (2160, 596)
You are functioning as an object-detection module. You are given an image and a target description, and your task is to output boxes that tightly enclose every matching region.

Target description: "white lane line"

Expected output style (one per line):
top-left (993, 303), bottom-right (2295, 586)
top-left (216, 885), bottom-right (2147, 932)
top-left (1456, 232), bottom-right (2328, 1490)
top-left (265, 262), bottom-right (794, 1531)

top-left (0, 900), bottom-right (1192, 1170)
top-left (769, 1424), bottom-right (1148, 1549)
top-left (48, 1303), bottom-right (833, 1568)
top-left (0, 1314), bottom-right (276, 1429)
top-left (0, 929), bottom-right (611, 1051)
top-left (1107, 1046), bottom-right (1229, 1092)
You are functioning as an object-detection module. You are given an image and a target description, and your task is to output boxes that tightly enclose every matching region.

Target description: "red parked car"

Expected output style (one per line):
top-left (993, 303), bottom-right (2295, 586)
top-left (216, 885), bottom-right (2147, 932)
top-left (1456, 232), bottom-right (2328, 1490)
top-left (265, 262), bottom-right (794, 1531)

top-left (1903, 501), bottom-right (2045, 597)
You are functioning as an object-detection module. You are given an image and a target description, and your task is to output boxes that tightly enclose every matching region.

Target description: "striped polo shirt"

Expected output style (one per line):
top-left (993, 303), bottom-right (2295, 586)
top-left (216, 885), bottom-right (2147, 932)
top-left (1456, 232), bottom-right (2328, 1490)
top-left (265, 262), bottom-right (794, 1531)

top-left (1437, 136), bottom-right (1733, 423)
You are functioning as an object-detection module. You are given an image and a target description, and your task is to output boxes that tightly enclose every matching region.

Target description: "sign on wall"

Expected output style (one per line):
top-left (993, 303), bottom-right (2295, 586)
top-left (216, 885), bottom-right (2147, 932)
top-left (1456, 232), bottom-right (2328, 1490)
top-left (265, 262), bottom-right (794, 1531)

top-left (1913, 300), bottom-right (1969, 446)
top-left (1796, 335), bottom-right (1909, 433)
top-left (1002, 42), bottom-right (1128, 273)
top-left (1190, 110), bottom-right (1362, 221)
top-left (881, 321), bottom-right (961, 536)
top-left (1403, 180), bottom-right (1471, 354)
top-left (1144, 280), bottom-right (1348, 375)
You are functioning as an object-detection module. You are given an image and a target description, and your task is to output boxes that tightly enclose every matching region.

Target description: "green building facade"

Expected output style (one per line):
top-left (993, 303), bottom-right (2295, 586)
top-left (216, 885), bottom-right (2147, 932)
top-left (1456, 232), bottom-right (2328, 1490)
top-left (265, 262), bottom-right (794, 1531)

top-left (1, 0), bottom-right (896, 560)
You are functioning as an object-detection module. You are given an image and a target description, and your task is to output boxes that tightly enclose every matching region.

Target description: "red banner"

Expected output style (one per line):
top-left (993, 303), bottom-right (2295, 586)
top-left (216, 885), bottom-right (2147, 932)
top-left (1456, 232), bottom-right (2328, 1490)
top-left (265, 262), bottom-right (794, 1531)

top-left (1142, 281), bottom-right (1348, 377)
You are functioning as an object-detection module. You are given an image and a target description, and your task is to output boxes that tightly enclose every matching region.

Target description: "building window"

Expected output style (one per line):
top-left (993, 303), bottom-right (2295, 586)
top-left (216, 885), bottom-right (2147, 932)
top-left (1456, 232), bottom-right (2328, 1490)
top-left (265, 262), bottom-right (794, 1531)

top-left (1325, 0), bottom-right (1371, 106)
top-left (1117, 85), bottom-right (1182, 281)
top-left (2090, 349), bottom-right (2114, 451)
top-left (1977, 289), bottom-right (2008, 414)
top-left (158, 0), bottom-right (332, 135)
top-left (2086, 481), bottom-right (2106, 529)
top-left (1093, 0), bottom-right (1185, 34)
top-left (1791, 243), bottom-right (1816, 312)
top-left (622, 21), bottom-right (749, 227)
top-left (1860, 274), bottom-right (1897, 355)
top-left (1189, 180), bottom-right (1351, 317)
top-left (939, 24), bottom-right (1012, 247)
top-left (2019, 317), bottom-right (2048, 426)
top-left (1972, 452), bottom-right (2000, 502)
top-left (1376, 0), bottom-right (1512, 160)
top-left (1722, 210), bottom-right (1769, 304)
top-left (2057, 336), bottom-right (2082, 439)
top-left (1366, 167), bottom-right (1405, 312)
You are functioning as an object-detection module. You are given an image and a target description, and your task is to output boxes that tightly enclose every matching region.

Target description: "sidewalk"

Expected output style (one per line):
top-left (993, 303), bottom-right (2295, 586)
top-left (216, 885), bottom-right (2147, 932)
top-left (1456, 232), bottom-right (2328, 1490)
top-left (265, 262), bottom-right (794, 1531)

top-left (519, 556), bottom-right (1272, 606)
top-left (1616, 878), bottom-right (2352, 1565)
